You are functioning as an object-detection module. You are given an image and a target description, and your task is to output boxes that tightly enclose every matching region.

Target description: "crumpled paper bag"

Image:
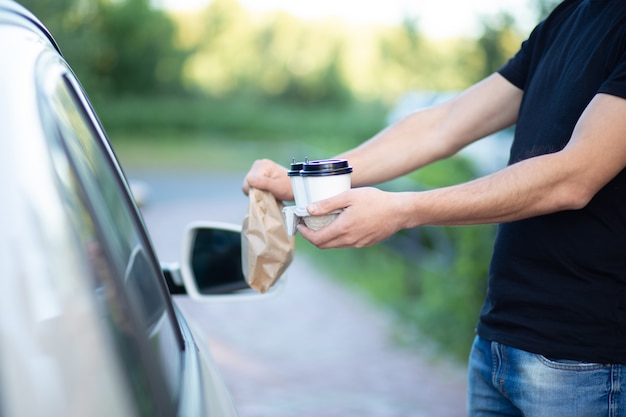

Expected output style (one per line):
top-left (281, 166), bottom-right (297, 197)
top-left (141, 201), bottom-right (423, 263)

top-left (242, 187), bottom-right (295, 293)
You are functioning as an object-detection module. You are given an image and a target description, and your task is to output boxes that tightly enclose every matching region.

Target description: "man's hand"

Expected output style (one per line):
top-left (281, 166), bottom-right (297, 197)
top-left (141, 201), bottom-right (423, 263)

top-left (242, 159), bottom-right (293, 202)
top-left (297, 187), bottom-right (408, 249)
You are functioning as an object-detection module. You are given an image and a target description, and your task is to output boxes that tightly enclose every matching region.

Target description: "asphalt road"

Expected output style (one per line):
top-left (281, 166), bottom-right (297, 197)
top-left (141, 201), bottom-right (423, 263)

top-left (131, 170), bottom-right (468, 417)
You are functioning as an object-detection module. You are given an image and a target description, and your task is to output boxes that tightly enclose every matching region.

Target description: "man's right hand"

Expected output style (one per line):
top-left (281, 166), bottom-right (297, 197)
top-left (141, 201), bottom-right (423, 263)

top-left (242, 159), bottom-right (293, 202)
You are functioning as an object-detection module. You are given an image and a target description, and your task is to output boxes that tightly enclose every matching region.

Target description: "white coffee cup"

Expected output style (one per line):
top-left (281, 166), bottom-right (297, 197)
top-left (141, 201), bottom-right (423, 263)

top-left (287, 159), bottom-right (308, 210)
top-left (300, 159), bottom-right (352, 230)
top-left (301, 159), bottom-right (352, 203)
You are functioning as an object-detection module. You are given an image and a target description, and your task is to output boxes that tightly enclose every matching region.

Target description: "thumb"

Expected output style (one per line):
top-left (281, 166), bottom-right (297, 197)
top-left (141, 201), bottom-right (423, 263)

top-left (307, 191), bottom-right (349, 216)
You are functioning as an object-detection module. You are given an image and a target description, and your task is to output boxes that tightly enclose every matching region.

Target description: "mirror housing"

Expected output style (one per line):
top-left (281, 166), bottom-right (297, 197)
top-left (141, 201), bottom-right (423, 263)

top-left (168, 221), bottom-right (286, 302)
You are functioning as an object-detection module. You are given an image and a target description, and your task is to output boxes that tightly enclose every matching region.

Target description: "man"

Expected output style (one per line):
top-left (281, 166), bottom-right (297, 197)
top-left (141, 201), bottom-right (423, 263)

top-left (243, 1), bottom-right (626, 415)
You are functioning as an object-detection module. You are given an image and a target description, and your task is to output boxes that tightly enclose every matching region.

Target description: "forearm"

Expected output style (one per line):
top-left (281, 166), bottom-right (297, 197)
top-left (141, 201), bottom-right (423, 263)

top-left (399, 93), bottom-right (626, 228)
top-left (338, 74), bottom-right (522, 187)
top-left (299, 151), bottom-right (590, 249)
top-left (336, 106), bottom-right (451, 187)
top-left (399, 152), bottom-right (587, 228)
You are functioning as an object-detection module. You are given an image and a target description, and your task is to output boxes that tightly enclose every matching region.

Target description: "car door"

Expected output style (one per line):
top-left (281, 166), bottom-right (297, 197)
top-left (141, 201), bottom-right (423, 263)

top-left (37, 53), bottom-right (184, 416)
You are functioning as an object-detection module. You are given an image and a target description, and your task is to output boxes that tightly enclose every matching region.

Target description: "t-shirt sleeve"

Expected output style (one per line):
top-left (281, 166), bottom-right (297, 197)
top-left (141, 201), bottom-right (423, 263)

top-left (497, 19), bottom-right (547, 91)
top-left (598, 50), bottom-right (626, 100)
top-left (497, 40), bottom-right (531, 90)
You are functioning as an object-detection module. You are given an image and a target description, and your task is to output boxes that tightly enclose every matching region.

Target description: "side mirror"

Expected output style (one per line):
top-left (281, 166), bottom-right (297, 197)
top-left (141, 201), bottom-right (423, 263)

top-left (170, 221), bottom-right (286, 302)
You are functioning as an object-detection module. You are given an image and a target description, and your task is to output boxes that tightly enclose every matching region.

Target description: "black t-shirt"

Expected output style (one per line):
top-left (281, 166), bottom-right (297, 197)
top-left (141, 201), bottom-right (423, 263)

top-left (476, 0), bottom-right (626, 363)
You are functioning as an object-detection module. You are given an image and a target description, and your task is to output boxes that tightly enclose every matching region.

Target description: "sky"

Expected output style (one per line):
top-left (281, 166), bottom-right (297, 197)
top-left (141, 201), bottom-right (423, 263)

top-left (155, 0), bottom-right (537, 39)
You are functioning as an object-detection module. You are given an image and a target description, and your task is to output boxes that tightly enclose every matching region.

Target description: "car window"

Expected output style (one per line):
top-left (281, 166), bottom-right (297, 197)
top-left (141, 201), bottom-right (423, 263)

top-left (39, 62), bottom-right (183, 413)
top-left (48, 150), bottom-right (156, 417)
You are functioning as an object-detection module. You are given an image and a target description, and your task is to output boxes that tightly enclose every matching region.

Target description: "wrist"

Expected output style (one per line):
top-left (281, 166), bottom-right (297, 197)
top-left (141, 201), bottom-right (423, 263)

top-left (394, 191), bottom-right (425, 230)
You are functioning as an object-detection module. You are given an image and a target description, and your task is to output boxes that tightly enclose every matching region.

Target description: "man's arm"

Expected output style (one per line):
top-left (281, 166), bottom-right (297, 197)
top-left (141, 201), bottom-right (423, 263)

top-left (243, 73), bottom-right (522, 197)
top-left (340, 73), bottom-right (523, 187)
top-left (301, 93), bottom-right (626, 248)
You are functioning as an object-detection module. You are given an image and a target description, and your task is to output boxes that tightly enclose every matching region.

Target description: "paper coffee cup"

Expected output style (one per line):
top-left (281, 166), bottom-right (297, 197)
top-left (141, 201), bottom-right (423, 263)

top-left (287, 159), bottom-right (307, 210)
top-left (301, 159), bottom-right (352, 203)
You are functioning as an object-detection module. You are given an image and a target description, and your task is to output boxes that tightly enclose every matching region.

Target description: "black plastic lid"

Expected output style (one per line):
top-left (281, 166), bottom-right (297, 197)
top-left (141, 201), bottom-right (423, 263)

top-left (287, 159), bottom-right (305, 177)
top-left (300, 159), bottom-right (352, 177)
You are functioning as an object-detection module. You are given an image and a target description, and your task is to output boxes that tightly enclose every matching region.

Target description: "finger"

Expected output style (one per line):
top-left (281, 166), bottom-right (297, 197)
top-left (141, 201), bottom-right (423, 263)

top-left (241, 176), bottom-right (252, 195)
top-left (242, 160), bottom-right (264, 194)
top-left (297, 215), bottom-right (354, 249)
top-left (242, 172), bottom-right (270, 195)
top-left (242, 159), bottom-right (287, 195)
top-left (297, 224), bottom-right (338, 249)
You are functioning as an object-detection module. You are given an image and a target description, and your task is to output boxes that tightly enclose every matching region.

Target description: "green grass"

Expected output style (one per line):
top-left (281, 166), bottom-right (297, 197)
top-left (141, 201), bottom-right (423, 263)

top-left (110, 133), bottom-right (303, 172)
top-left (101, 94), bottom-right (388, 171)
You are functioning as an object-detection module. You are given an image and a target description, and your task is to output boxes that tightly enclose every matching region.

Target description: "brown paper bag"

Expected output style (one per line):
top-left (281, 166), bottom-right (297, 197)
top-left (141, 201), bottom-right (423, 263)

top-left (241, 187), bottom-right (295, 293)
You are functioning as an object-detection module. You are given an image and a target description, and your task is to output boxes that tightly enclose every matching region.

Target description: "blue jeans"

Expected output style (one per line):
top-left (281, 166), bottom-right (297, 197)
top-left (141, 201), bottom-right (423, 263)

top-left (468, 336), bottom-right (626, 417)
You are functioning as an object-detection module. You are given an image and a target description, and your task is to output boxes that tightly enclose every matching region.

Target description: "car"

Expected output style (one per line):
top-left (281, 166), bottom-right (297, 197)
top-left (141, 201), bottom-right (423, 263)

top-left (0, 2), bottom-right (283, 416)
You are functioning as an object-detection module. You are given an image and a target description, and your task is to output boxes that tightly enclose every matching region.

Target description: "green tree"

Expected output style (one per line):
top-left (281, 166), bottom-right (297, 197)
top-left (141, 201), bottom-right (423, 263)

top-left (255, 19), bottom-right (351, 104)
top-left (185, 0), bottom-right (351, 104)
top-left (96, 0), bottom-right (188, 95)
top-left (533, 0), bottom-right (562, 19)
top-left (19, 0), bottom-right (189, 96)
top-left (377, 16), bottom-right (428, 89)
top-left (20, 0), bottom-right (104, 91)
top-left (475, 12), bottom-right (523, 80)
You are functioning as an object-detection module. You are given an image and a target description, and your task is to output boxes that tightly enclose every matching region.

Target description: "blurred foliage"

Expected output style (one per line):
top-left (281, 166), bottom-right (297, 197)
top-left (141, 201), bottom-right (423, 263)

top-left (477, 13), bottom-right (521, 76)
top-left (174, 0), bottom-right (528, 103)
top-left (101, 94), bottom-right (387, 153)
top-left (177, 0), bottom-right (352, 103)
top-left (20, 0), bottom-right (534, 104)
top-left (533, 0), bottom-right (562, 19)
top-left (108, 98), bottom-right (388, 174)
top-left (20, 0), bottom-right (189, 96)
top-left (20, 0), bottom-right (564, 104)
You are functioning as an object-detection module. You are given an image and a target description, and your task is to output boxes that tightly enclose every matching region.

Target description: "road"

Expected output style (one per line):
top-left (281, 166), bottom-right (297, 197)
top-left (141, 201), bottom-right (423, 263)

top-left (131, 170), bottom-right (468, 417)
